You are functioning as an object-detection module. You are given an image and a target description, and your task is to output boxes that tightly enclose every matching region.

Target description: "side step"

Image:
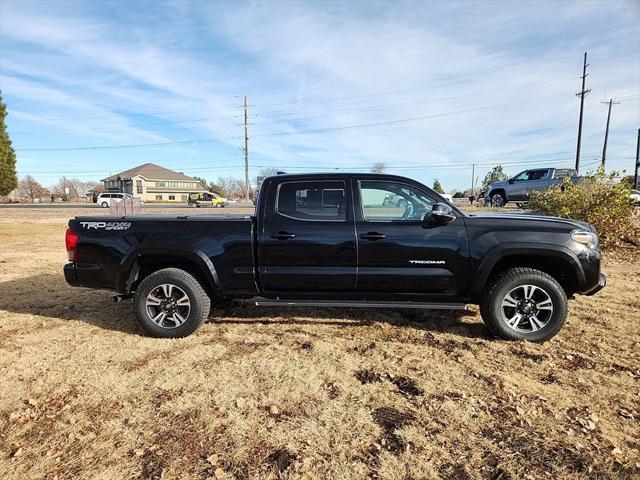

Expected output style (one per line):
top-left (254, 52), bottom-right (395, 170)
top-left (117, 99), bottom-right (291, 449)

top-left (254, 298), bottom-right (467, 310)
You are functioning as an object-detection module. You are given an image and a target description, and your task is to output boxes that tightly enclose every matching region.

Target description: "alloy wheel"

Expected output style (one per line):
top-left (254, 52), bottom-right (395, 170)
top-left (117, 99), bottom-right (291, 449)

top-left (500, 284), bottom-right (554, 333)
top-left (145, 284), bottom-right (191, 329)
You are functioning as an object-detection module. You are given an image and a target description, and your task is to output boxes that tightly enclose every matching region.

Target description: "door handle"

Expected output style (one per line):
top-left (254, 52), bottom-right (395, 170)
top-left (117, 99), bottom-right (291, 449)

top-left (360, 232), bottom-right (386, 241)
top-left (271, 231), bottom-right (296, 240)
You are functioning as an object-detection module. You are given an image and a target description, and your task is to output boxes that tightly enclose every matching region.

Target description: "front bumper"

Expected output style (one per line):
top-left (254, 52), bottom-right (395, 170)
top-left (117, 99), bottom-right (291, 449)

top-left (584, 273), bottom-right (606, 296)
top-left (64, 263), bottom-right (80, 287)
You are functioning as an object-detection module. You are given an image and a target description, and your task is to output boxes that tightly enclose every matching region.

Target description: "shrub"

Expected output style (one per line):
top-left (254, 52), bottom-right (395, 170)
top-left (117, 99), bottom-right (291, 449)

top-left (528, 168), bottom-right (638, 249)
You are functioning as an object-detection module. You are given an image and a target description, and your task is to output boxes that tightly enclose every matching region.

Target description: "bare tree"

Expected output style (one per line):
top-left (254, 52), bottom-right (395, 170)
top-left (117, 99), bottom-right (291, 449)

top-left (259, 167), bottom-right (279, 177)
top-left (17, 175), bottom-right (48, 202)
top-left (68, 179), bottom-right (101, 198)
top-left (216, 176), bottom-right (249, 200)
top-left (52, 176), bottom-right (79, 199)
top-left (371, 162), bottom-right (386, 174)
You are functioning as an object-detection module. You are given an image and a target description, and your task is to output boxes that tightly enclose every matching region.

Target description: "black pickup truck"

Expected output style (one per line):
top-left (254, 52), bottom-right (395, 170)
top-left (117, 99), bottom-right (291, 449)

top-left (64, 173), bottom-right (606, 342)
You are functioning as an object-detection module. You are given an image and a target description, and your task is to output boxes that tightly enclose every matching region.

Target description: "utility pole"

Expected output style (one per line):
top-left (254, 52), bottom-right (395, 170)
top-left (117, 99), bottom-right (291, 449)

top-left (600, 98), bottom-right (619, 167)
top-left (575, 52), bottom-right (591, 174)
top-left (243, 96), bottom-right (250, 202)
top-left (470, 163), bottom-right (475, 204)
top-left (634, 128), bottom-right (640, 190)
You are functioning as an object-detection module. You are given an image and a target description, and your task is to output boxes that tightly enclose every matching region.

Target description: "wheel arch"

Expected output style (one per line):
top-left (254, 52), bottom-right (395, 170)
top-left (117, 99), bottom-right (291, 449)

top-left (471, 244), bottom-right (585, 298)
top-left (488, 188), bottom-right (507, 202)
top-left (117, 247), bottom-right (221, 296)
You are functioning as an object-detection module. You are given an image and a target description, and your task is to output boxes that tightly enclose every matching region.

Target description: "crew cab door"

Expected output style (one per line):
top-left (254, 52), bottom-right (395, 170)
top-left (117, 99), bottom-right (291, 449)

top-left (354, 179), bottom-right (468, 300)
top-left (257, 179), bottom-right (356, 294)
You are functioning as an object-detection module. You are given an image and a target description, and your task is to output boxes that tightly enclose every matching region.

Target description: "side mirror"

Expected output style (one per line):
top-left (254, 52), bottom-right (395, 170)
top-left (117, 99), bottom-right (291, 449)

top-left (429, 203), bottom-right (455, 223)
top-left (508, 178), bottom-right (515, 184)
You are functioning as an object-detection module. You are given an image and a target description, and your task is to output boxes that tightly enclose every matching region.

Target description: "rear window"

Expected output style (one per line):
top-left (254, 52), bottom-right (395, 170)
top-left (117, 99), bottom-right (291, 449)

top-left (276, 181), bottom-right (346, 221)
top-left (553, 169), bottom-right (575, 178)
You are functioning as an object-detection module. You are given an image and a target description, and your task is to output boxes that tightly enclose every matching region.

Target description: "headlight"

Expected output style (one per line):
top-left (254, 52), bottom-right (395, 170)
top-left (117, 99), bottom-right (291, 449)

top-left (571, 230), bottom-right (598, 249)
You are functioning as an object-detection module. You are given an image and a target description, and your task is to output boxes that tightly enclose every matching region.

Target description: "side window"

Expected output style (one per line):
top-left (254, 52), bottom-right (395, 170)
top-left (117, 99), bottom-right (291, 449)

top-left (276, 181), bottom-right (346, 221)
top-left (529, 170), bottom-right (548, 180)
top-left (515, 170), bottom-right (547, 181)
top-left (360, 181), bottom-right (434, 221)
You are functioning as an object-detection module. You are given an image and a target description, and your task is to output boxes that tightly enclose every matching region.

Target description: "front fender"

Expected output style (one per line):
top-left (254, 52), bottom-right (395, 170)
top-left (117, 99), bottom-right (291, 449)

top-left (471, 243), bottom-right (586, 295)
top-left (116, 246), bottom-right (221, 294)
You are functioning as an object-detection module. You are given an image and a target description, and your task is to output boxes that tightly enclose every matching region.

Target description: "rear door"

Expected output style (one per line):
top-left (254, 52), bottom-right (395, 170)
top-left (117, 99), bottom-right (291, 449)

top-left (354, 179), bottom-right (468, 300)
top-left (257, 178), bottom-right (357, 294)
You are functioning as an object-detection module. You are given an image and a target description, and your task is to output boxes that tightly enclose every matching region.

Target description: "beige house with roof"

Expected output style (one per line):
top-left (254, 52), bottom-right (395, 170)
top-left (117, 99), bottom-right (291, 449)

top-left (101, 163), bottom-right (205, 202)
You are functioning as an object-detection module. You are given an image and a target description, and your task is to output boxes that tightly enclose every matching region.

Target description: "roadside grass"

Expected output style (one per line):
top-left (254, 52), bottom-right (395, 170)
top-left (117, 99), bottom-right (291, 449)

top-left (0, 208), bottom-right (638, 479)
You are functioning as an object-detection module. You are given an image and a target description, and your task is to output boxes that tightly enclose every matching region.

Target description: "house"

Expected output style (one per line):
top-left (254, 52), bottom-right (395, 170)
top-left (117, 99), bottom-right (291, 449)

top-left (101, 163), bottom-right (205, 202)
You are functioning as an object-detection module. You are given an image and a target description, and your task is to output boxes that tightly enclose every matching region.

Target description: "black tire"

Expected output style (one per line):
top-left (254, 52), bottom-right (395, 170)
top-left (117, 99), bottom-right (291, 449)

top-left (479, 267), bottom-right (567, 342)
top-left (101, 201), bottom-right (109, 208)
top-left (490, 192), bottom-right (506, 207)
top-left (133, 268), bottom-right (210, 338)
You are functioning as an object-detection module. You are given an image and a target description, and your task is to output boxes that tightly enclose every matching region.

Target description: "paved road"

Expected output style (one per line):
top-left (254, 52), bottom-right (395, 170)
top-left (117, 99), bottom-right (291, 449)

top-left (0, 203), bottom-right (254, 209)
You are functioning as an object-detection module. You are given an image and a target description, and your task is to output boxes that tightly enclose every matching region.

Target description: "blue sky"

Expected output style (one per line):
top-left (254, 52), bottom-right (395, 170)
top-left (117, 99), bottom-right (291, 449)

top-left (1, 0), bottom-right (638, 191)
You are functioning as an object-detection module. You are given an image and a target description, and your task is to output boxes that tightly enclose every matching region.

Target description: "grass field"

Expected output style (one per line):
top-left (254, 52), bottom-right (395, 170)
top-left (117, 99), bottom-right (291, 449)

top-left (0, 207), bottom-right (639, 479)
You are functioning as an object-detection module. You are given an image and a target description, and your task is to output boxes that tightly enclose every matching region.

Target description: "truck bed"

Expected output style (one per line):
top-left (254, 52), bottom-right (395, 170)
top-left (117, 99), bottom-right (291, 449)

top-left (67, 214), bottom-right (256, 295)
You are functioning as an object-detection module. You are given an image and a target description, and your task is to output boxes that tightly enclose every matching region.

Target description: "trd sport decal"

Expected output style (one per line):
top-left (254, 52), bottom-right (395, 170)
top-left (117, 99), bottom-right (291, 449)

top-left (80, 221), bottom-right (132, 231)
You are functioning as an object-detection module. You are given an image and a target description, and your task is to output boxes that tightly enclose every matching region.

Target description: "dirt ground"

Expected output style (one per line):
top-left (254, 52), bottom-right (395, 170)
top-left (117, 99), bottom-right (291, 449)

top-left (0, 207), bottom-right (639, 480)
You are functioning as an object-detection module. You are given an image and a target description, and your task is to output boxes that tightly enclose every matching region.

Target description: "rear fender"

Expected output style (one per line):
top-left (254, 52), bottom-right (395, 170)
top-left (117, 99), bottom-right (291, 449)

top-left (117, 247), bottom-right (221, 294)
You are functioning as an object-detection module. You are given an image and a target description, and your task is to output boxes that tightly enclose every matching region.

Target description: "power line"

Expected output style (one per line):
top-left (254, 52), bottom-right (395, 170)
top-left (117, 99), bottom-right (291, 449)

top-left (14, 94), bottom-right (564, 152)
top-left (9, 86), bottom-right (578, 137)
top-left (19, 154), bottom-right (629, 175)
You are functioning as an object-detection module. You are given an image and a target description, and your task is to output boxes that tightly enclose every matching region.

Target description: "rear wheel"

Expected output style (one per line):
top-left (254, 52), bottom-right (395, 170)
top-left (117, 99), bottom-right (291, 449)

top-left (133, 268), bottom-right (210, 338)
top-left (480, 267), bottom-right (567, 342)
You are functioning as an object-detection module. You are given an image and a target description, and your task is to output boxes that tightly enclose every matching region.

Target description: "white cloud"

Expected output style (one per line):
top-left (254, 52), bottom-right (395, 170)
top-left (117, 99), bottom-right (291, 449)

top-left (0, 0), bottom-right (637, 187)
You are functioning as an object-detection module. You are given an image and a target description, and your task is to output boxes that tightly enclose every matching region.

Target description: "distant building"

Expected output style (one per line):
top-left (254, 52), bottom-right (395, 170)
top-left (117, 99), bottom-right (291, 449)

top-left (101, 163), bottom-right (205, 202)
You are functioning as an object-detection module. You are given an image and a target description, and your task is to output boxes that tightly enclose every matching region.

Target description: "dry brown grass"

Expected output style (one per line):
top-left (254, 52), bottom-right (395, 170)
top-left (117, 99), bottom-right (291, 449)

top-left (0, 207), bottom-right (639, 480)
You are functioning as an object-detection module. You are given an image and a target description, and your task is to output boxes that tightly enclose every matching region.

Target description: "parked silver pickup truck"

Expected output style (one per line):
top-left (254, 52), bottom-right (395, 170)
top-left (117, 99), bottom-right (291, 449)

top-left (485, 168), bottom-right (578, 207)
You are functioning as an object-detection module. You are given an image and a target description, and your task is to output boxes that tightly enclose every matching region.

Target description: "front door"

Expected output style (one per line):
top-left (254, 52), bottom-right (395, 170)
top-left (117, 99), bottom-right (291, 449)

top-left (258, 178), bottom-right (356, 295)
top-left (354, 179), bottom-right (468, 300)
top-left (509, 169), bottom-right (550, 201)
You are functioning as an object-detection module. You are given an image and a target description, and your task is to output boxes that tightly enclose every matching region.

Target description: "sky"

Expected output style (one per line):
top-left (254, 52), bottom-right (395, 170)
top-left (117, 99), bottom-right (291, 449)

top-left (0, 0), bottom-right (638, 192)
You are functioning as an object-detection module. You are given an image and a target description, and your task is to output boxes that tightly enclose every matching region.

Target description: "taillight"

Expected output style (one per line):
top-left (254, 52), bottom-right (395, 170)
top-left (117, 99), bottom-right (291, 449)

top-left (65, 227), bottom-right (79, 262)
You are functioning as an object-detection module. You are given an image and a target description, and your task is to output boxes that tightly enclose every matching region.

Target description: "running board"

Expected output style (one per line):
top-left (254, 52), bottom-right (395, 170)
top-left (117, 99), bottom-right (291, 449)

top-left (253, 298), bottom-right (467, 310)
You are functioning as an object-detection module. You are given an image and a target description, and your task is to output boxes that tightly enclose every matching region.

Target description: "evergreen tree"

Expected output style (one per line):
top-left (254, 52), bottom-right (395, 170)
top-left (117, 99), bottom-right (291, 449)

top-left (482, 165), bottom-right (508, 190)
top-left (0, 93), bottom-right (18, 196)
top-left (192, 176), bottom-right (209, 189)
top-left (432, 179), bottom-right (444, 194)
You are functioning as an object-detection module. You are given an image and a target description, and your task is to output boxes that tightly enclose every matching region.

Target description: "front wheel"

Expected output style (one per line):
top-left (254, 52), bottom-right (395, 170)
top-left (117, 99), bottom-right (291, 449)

top-left (490, 193), bottom-right (506, 207)
top-left (133, 268), bottom-right (210, 338)
top-left (101, 201), bottom-right (109, 208)
top-left (480, 267), bottom-right (567, 342)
